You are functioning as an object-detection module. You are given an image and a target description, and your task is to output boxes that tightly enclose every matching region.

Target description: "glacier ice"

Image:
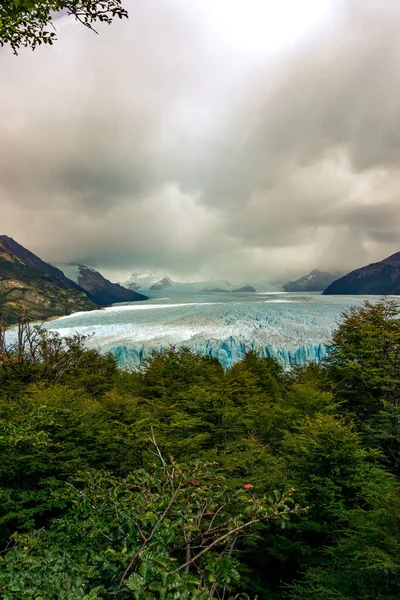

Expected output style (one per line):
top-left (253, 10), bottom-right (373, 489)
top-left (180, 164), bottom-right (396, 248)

top-left (18, 292), bottom-right (383, 370)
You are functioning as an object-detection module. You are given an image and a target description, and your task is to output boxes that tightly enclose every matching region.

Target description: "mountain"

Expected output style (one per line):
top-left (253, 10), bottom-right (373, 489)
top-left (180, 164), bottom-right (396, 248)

top-left (56, 264), bottom-right (148, 305)
top-left (0, 235), bottom-right (97, 325)
top-left (323, 252), bottom-right (400, 295)
top-left (283, 270), bottom-right (342, 292)
top-left (121, 272), bottom-right (165, 291)
top-left (149, 277), bottom-right (174, 291)
top-left (121, 272), bottom-right (280, 294)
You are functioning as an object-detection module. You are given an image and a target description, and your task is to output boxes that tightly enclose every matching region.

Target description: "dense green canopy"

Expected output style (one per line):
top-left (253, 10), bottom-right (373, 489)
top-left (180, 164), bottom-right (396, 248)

top-left (1, 300), bottom-right (400, 598)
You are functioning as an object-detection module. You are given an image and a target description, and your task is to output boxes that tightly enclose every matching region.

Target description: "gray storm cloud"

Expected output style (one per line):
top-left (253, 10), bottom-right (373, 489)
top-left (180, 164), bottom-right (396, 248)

top-left (1, 0), bottom-right (400, 282)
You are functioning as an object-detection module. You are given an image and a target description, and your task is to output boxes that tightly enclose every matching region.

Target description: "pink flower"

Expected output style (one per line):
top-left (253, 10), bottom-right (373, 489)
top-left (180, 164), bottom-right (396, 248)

top-left (243, 483), bottom-right (253, 489)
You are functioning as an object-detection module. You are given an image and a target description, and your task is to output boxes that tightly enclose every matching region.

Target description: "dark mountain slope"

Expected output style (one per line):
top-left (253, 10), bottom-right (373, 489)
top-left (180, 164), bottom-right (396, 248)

top-left (0, 235), bottom-right (78, 286)
top-left (283, 270), bottom-right (342, 292)
top-left (323, 252), bottom-right (400, 295)
top-left (56, 263), bottom-right (148, 305)
top-left (0, 236), bottom-right (97, 325)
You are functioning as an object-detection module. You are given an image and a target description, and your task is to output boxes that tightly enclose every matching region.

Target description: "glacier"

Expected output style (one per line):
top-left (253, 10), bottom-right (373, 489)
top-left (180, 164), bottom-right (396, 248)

top-left (20, 292), bottom-right (384, 370)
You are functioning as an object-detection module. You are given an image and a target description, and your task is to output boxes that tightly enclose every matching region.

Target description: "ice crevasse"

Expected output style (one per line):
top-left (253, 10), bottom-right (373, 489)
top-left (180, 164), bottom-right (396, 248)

top-left (33, 295), bottom-right (370, 370)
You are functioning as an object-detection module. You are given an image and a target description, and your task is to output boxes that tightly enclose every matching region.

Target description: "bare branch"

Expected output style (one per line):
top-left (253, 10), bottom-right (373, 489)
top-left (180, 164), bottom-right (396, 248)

top-left (172, 503), bottom-right (305, 575)
top-left (119, 483), bottom-right (183, 587)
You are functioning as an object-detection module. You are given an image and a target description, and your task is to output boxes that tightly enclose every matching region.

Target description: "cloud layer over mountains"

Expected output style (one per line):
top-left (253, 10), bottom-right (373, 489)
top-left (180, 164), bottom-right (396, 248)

top-left (1, 0), bottom-right (400, 281)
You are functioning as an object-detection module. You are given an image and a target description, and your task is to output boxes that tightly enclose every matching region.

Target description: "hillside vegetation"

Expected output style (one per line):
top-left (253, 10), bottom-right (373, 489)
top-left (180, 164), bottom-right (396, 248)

top-left (0, 236), bottom-right (97, 325)
top-left (0, 299), bottom-right (400, 599)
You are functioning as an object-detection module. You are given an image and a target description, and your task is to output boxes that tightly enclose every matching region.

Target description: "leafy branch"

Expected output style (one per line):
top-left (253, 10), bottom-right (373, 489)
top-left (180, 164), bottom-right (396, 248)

top-left (0, 0), bottom-right (128, 53)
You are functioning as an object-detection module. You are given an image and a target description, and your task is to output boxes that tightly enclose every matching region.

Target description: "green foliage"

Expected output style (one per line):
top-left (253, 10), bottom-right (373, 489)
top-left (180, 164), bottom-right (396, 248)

top-left (1, 303), bottom-right (400, 598)
top-left (0, 459), bottom-right (299, 598)
top-left (326, 298), bottom-right (400, 472)
top-left (0, 323), bottom-right (117, 396)
top-left (0, 1), bottom-right (128, 54)
top-left (290, 489), bottom-right (400, 599)
top-left (279, 414), bottom-right (394, 557)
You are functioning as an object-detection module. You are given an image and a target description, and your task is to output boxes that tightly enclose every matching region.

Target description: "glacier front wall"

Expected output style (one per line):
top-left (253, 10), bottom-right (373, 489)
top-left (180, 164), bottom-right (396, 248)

top-left (109, 337), bottom-right (328, 370)
top-left (24, 293), bottom-right (376, 370)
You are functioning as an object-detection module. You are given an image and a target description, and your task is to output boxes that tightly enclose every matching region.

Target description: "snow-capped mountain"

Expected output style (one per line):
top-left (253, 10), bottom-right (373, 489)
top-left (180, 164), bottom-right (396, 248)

top-left (55, 263), bottom-right (148, 305)
top-left (283, 270), bottom-right (342, 292)
top-left (121, 272), bottom-right (166, 291)
top-left (149, 277), bottom-right (174, 290)
top-left (121, 272), bottom-right (282, 293)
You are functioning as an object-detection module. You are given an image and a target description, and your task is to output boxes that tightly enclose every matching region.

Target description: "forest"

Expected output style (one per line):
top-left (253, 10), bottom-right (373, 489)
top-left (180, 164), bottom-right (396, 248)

top-left (0, 298), bottom-right (400, 599)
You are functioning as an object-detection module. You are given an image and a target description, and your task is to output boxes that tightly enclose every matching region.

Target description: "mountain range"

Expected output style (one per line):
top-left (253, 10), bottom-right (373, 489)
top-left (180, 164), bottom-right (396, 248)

top-left (2, 233), bottom-right (400, 327)
top-left (123, 262), bottom-right (400, 296)
top-left (0, 235), bottom-right (97, 325)
top-left (121, 272), bottom-right (278, 293)
top-left (283, 270), bottom-right (342, 292)
top-left (0, 236), bottom-right (147, 326)
top-left (55, 263), bottom-right (147, 305)
top-left (323, 252), bottom-right (400, 295)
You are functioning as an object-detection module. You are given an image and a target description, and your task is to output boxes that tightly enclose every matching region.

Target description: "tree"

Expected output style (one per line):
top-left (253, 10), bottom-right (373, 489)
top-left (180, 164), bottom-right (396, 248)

top-left (2, 311), bottom-right (400, 599)
top-left (326, 298), bottom-right (400, 472)
top-left (0, 0), bottom-right (128, 54)
top-left (289, 476), bottom-right (400, 600)
top-left (0, 316), bottom-right (118, 397)
top-left (0, 450), bottom-right (302, 599)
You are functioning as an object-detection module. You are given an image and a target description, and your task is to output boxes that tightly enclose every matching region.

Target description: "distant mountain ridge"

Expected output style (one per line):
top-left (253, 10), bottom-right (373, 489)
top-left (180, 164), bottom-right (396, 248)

top-left (121, 272), bottom-right (280, 293)
top-left (55, 263), bottom-right (148, 305)
top-left (323, 252), bottom-right (400, 295)
top-left (283, 270), bottom-right (342, 292)
top-left (0, 235), bottom-right (97, 325)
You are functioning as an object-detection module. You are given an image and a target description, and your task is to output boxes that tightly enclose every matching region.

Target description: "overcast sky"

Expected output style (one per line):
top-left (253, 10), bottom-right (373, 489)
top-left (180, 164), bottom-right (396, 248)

top-left (1, 0), bottom-right (400, 282)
